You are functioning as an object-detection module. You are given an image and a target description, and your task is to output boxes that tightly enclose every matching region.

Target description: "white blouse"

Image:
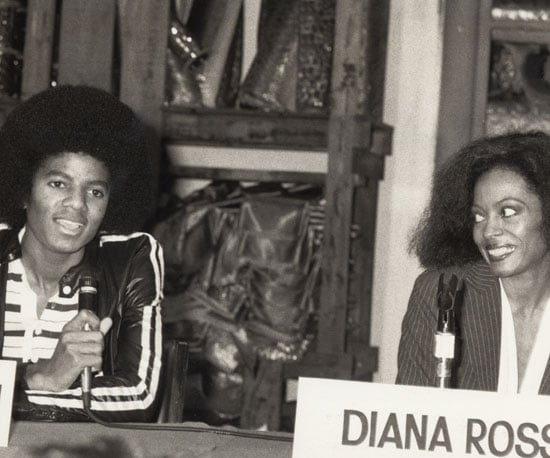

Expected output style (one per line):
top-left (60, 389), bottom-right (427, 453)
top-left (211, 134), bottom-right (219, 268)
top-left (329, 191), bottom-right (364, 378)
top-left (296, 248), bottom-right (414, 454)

top-left (498, 279), bottom-right (550, 394)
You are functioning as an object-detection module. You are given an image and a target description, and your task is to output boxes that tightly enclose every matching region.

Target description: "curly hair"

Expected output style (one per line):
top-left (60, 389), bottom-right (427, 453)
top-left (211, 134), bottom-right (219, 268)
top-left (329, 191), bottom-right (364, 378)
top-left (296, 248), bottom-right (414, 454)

top-left (0, 84), bottom-right (154, 232)
top-left (410, 131), bottom-right (550, 268)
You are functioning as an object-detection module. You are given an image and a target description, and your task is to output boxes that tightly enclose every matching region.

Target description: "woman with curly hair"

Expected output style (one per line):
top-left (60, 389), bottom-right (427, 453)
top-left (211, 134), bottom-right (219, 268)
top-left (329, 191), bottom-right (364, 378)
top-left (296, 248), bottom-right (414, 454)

top-left (0, 85), bottom-right (163, 422)
top-left (397, 131), bottom-right (550, 394)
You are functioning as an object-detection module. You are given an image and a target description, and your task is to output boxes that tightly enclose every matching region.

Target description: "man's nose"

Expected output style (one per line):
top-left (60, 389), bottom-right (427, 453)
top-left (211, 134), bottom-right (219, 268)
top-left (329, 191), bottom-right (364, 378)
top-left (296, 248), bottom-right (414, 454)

top-left (64, 188), bottom-right (87, 210)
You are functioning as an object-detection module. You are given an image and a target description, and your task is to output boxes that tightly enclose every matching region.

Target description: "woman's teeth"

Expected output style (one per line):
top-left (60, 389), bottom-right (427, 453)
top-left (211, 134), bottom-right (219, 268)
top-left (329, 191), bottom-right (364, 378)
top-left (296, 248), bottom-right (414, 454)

top-left (487, 246), bottom-right (515, 258)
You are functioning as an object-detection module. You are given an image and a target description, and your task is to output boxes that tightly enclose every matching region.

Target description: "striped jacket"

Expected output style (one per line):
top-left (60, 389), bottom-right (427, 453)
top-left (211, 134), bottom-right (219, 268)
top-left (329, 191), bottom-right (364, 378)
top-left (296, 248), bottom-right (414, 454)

top-left (0, 226), bottom-right (164, 422)
top-left (396, 260), bottom-right (550, 394)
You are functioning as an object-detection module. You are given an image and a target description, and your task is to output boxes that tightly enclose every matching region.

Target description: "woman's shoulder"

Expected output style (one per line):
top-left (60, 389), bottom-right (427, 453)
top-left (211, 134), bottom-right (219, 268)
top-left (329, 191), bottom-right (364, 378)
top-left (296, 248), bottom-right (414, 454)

top-left (414, 264), bottom-right (465, 285)
top-left (414, 260), bottom-right (496, 292)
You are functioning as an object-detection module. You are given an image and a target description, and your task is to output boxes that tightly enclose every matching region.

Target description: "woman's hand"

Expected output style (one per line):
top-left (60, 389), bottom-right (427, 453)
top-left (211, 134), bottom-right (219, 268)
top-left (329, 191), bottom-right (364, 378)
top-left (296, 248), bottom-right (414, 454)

top-left (25, 310), bottom-right (113, 392)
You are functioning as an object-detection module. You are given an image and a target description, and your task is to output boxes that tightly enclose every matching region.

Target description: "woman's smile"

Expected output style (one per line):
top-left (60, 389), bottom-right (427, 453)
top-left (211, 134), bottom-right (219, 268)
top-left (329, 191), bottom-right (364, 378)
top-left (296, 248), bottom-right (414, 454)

top-left (485, 244), bottom-right (516, 262)
top-left (472, 167), bottom-right (550, 279)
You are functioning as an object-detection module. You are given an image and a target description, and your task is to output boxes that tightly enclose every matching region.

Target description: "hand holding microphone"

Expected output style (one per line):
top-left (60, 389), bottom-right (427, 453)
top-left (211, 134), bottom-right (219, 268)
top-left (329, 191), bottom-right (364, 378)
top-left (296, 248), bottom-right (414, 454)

top-left (78, 274), bottom-right (98, 404)
top-left (24, 295), bottom-right (111, 392)
top-left (77, 275), bottom-right (112, 408)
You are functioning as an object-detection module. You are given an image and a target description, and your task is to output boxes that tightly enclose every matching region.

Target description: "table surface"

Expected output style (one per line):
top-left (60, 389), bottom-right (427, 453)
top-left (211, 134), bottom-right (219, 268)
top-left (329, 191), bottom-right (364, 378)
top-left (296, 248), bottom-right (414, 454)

top-left (1, 421), bottom-right (294, 457)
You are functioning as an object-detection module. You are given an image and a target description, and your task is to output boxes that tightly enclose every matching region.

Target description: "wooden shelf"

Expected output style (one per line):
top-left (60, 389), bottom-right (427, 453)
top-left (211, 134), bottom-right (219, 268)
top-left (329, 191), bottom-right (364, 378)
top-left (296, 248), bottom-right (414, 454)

top-left (162, 107), bottom-right (391, 184)
top-left (492, 25), bottom-right (550, 44)
top-left (167, 164), bottom-right (326, 184)
top-left (491, 15), bottom-right (550, 32)
top-left (163, 106), bottom-right (392, 152)
top-left (163, 106), bottom-right (330, 149)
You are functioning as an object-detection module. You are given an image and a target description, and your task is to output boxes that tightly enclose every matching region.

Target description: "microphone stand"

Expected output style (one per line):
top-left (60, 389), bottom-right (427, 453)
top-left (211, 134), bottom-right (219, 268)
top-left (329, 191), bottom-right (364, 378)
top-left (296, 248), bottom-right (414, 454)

top-left (434, 273), bottom-right (461, 389)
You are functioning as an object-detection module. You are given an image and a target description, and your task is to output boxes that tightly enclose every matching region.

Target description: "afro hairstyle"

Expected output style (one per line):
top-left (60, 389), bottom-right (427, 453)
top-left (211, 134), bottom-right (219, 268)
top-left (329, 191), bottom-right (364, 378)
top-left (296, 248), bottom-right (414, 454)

top-left (0, 84), bottom-right (155, 232)
top-left (409, 131), bottom-right (550, 268)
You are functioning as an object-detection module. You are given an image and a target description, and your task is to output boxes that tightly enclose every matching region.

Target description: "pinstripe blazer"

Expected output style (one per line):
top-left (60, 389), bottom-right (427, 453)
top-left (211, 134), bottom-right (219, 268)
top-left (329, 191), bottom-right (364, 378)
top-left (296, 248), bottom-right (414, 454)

top-left (396, 260), bottom-right (550, 394)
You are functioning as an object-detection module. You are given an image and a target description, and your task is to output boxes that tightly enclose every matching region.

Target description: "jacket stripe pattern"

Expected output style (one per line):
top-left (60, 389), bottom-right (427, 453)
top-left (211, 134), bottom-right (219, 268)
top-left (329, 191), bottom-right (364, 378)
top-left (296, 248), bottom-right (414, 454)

top-left (0, 227), bottom-right (164, 421)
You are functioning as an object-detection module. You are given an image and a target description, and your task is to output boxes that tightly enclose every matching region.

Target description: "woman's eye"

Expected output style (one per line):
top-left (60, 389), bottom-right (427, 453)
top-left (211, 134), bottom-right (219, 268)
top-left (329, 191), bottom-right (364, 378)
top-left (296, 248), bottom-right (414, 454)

top-left (472, 213), bottom-right (485, 223)
top-left (502, 207), bottom-right (517, 217)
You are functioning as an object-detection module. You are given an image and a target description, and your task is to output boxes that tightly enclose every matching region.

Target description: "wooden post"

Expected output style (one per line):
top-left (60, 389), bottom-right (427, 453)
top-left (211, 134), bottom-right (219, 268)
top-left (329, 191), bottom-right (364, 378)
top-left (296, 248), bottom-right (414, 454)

top-left (117, 0), bottom-right (170, 197)
top-left (317, 0), bottom-right (390, 356)
top-left (436, 0), bottom-right (491, 166)
top-left (346, 181), bottom-right (379, 380)
top-left (21, 0), bottom-right (57, 99)
top-left (57, 0), bottom-right (116, 91)
top-left (471, 0), bottom-right (492, 141)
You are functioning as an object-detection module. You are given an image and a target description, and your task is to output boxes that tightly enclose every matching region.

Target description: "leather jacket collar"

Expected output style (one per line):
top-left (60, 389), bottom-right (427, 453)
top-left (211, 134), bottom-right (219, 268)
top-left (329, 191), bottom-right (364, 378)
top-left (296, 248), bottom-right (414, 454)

top-left (0, 224), bottom-right (103, 298)
top-left (0, 224), bottom-right (21, 263)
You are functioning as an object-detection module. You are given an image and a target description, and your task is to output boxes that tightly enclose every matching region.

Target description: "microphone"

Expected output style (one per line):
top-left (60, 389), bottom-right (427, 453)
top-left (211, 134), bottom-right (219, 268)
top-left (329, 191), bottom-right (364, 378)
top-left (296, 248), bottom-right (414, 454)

top-left (434, 273), bottom-right (461, 389)
top-left (78, 274), bottom-right (97, 407)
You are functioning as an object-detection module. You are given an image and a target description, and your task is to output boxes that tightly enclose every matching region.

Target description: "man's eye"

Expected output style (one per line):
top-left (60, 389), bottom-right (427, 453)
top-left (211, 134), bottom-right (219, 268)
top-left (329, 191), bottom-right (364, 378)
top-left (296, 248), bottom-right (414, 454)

top-left (472, 213), bottom-right (485, 223)
top-left (502, 207), bottom-right (517, 217)
top-left (90, 189), bottom-right (104, 198)
top-left (49, 181), bottom-right (64, 188)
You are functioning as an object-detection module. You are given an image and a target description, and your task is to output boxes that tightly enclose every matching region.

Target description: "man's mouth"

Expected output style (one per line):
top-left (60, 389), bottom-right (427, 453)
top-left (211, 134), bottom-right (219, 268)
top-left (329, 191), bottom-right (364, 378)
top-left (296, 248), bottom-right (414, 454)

top-left (55, 218), bottom-right (85, 233)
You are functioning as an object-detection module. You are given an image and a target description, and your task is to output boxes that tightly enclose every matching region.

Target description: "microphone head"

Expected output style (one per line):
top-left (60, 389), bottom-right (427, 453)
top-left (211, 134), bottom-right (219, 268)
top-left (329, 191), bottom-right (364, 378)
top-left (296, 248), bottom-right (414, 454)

top-left (79, 274), bottom-right (98, 308)
top-left (79, 273), bottom-right (97, 289)
top-left (79, 272), bottom-right (96, 285)
top-left (436, 273), bottom-right (462, 333)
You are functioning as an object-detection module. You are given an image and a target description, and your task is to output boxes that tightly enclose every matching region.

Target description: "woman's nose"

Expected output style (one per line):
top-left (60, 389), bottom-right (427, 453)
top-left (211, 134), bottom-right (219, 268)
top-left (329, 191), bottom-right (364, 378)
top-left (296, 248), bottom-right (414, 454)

top-left (483, 215), bottom-right (503, 238)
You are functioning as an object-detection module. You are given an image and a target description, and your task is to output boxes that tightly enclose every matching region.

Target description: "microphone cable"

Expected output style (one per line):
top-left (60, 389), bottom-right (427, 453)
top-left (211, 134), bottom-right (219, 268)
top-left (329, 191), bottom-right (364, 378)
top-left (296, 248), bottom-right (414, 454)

top-left (83, 397), bottom-right (293, 442)
top-left (82, 401), bottom-right (293, 442)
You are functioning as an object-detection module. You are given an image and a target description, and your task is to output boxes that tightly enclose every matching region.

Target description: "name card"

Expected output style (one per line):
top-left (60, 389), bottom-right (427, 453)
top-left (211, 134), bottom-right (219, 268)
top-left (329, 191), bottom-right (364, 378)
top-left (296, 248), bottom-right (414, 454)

top-left (292, 377), bottom-right (550, 457)
top-left (0, 360), bottom-right (16, 447)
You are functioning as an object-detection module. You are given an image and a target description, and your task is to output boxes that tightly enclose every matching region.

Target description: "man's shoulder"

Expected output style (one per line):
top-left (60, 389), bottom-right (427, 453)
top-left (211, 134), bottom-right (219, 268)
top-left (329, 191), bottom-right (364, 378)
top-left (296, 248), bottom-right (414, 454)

top-left (99, 232), bottom-right (162, 265)
top-left (0, 223), bottom-right (14, 239)
top-left (99, 231), bottom-right (156, 246)
top-left (98, 231), bottom-right (160, 256)
top-left (0, 224), bottom-right (20, 261)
